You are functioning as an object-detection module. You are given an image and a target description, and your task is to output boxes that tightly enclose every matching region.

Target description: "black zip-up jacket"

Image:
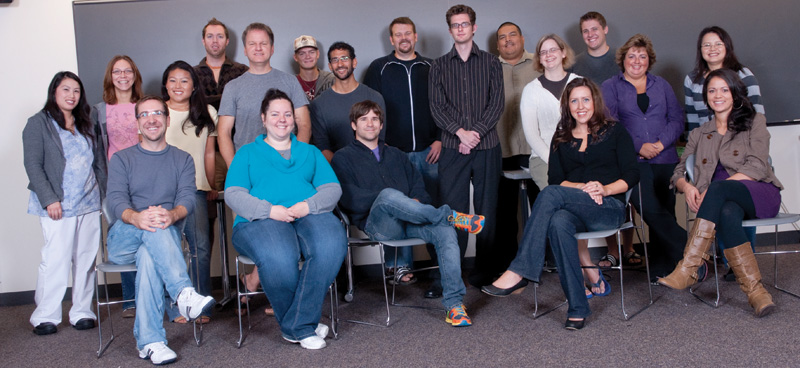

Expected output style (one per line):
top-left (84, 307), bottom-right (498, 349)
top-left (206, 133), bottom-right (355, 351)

top-left (363, 52), bottom-right (440, 152)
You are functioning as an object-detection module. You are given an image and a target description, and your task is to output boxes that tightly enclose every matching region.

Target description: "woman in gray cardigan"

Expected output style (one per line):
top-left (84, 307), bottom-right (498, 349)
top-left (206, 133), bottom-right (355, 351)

top-left (658, 68), bottom-right (782, 317)
top-left (23, 71), bottom-right (107, 335)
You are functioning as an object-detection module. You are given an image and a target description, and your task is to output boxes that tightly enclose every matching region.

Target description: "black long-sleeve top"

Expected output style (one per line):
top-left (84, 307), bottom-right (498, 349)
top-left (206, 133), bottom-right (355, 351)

top-left (548, 121), bottom-right (640, 203)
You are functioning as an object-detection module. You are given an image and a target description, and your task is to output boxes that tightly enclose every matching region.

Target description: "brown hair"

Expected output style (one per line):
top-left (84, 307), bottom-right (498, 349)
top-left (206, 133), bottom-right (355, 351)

top-left (102, 55), bottom-right (143, 105)
top-left (579, 11), bottom-right (607, 30)
top-left (616, 34), bottom-right (656, 72)
top-left (551, 78), bottom-right (611, 149)
top-left (533, 34), bottom-right (575, 73)
top-left (242, 22), bottom-right (273, 46)
top-left (390, 17), bottom-right (416, 35)
top-left (445, 4), bottom-right (476, 26)
top-left (202, 17), bottom-right (229, 39)
top-left (349, 100), bottom-right (383, 124)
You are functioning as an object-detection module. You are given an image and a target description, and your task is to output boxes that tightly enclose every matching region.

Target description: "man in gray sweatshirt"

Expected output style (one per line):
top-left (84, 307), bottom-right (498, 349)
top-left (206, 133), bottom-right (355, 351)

top-left (106, 96), bottom-right (215, 366)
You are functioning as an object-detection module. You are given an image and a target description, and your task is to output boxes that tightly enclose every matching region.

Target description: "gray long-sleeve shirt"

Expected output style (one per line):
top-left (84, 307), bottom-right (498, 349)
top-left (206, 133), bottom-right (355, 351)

top-left (106, 144), bottom-right (196, 223)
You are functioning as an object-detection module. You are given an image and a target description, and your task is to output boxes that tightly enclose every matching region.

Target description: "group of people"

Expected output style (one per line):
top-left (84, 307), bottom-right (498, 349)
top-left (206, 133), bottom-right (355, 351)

top-left (22, 3), bottom-right (784, 364)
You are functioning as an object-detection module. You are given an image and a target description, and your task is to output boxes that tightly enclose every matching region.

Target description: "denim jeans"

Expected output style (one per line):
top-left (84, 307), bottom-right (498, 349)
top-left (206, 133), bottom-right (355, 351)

top-left (165, 190), bottom-right (212, 320)
top-left (232, 212), bottom-right (346, 341)
top-left (120, 272), bottom-right (136, 310)
top-left (107, 222), bottom-right (192, 350)
top-left (364, 188), bottom-right (466, 310)
top-left (508, 186), bottom-right (625, 319)
top-left (407, 146), bottom-right (440, 205)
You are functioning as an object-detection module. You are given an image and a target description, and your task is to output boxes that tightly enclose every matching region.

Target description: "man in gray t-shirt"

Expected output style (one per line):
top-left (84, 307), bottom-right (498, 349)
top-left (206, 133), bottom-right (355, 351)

top-left (310, 41), bottom-right (385, 161)
top-left (217, 22), bottom-right (309, 167)
top-left (570, 11), bottom-right (619, 85)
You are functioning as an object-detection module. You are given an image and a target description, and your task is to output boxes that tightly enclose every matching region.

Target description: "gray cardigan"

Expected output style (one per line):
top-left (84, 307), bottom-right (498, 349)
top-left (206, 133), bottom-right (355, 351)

top-left (90, 102), bottom-right (109, 161)
top-left (22, 110), bottom-right (108, 209)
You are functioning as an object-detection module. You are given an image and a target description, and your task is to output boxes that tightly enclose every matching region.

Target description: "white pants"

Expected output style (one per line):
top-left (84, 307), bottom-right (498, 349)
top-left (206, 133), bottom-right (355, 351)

top-left (528, 156), bottom-right (549, 191)
top-left (30, 211), bottom-right (100, 327)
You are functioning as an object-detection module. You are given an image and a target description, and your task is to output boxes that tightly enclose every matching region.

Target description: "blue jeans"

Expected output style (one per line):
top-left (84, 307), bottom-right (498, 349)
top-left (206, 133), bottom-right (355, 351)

top-left (232, 212), bottom-right (346, 341)
top-left (364, 188), bottom-right (466, 310)
top-left (107, 222), bottom-right (192, 350)
top-left (407, 146), bottom-right (439, 205)
top-left (165, 191), bottom-right (212, 320)
top-left (121, 272), bottom-right (136, 310)
top-left (508, 186), bottom-right (625, 319)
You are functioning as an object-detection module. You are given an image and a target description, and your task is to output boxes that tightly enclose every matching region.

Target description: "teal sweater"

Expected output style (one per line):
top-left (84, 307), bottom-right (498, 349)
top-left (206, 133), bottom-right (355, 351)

top-left (225, 134), bottom-right (339, 226)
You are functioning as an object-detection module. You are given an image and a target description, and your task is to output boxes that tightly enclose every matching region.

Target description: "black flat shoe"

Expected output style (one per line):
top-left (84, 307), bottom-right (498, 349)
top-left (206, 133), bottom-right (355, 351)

top-left (565, 318), bottom-right (585, 330)
top-left (33, 322), bottom-right (57, 335)
top-left (72, 318), bottom-right (95, 330)
top-left (481, 279), bottom-right (528, 297)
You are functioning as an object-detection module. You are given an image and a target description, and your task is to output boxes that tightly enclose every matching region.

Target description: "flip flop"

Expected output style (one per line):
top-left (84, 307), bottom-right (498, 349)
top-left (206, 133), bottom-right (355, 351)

top-left (622, 251), bottom-right (644, 267)
top-left (590, 271), bottom-right (612, 297)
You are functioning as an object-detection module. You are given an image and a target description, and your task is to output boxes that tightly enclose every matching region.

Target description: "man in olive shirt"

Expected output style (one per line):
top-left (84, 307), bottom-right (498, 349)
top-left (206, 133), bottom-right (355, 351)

top-left (495, 21), bottom-right (540, 272)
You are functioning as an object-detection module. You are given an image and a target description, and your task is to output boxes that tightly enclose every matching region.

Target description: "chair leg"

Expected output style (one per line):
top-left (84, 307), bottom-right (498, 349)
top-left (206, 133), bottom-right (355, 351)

top-left (689, 240), bottom-right (722, 308)
top-left (96, 270), bottom-right (115, 358)
top-left (344, 247), bottom-right (355, 303)
top-left (190, 255), bottom-right (203, 346)
top-left (236, 259), bottom-right (247, 348)
top-left (768, 224), bottom-right (800, 298)
top-left (618, 217), bottom-right (654, 320)
top-left (531, 280), bottom-right (567, 319)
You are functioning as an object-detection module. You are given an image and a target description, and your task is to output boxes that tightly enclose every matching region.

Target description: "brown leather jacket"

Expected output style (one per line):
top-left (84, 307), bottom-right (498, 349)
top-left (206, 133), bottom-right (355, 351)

top-left (671, 113), bottom-right (782, 193)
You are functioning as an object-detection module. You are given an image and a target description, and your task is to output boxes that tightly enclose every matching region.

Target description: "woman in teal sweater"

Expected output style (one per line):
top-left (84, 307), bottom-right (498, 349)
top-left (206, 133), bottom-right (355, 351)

top-left (225, 89), bottom-right (345, 350)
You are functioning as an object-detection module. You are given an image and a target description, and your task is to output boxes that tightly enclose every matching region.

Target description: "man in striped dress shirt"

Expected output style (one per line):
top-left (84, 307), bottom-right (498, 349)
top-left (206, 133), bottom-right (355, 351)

top-left (429, 4), bottom-right (504, 287)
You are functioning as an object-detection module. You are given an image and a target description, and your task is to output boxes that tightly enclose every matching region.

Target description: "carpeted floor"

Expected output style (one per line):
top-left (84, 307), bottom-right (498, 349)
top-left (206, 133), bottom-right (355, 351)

top-left (3, 246), bottom-right (799, 367)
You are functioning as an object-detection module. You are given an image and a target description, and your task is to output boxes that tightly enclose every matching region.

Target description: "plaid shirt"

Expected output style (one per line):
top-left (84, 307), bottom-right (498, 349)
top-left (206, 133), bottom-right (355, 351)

top-left (194, 57), bottom-right (248, 110)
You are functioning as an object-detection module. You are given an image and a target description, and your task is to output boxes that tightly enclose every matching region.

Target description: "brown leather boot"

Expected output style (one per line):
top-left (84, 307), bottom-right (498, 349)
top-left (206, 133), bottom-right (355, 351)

top-left (657, 218), bottom-right (715, 290)
top-left (724, 242), bottom-right (776, 317)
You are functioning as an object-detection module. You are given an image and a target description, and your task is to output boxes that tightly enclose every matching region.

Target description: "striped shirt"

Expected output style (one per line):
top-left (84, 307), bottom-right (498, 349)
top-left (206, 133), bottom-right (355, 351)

top-left (429, 42), bottom-right (504, 150)
top-left (683, 67), bottom-right (765, 132)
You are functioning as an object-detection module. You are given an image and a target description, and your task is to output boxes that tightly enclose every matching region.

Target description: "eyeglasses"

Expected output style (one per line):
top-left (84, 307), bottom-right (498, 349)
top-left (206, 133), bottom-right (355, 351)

top-left (538, 47), bottom-right (561, 56)
top-left (136, 110), bottom-right (166, 119)
top-left (701, 42), bottom-right (725, 50)
top-left (329, 56), bottom-right (351, 64)
top-left (450, 21), bottom-right (471, 29)
top-left (112, 69), bottom-right (134, 76)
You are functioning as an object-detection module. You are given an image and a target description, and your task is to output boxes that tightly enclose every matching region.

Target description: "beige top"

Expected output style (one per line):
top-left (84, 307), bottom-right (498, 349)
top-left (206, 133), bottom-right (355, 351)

top-left (498, 51), bottom-right (540, 158)
top-left (165, 105), bottom-right (218, 191)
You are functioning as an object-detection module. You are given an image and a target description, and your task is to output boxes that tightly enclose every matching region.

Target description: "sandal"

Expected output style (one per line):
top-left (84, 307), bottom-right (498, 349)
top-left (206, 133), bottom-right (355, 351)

top-left (622, 251), bottom-right (643, 267)
top-left (589, 270), bottom-right (611, 297)
top-left (387, 267), bottom-right (418, 286)
top-left (174, 315), bottom-right (210, 324)
top-left (598, 254), bottom-right (619, 268)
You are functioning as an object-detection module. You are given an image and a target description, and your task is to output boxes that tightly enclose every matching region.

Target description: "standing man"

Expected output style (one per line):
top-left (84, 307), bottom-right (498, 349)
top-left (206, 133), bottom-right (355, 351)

top-left (429, 4), bottom-right (504, 287)
top-left (194, 18), bottom-right (248, 111)
top-left (363, 17), bottom-right (441, 290)
top-left (331, 100), bottom-right (482, 326)
top-left (570, 11), bottom-right (617, 85)
top-left (293, 35), bottom-right (335, 101)
top-left (494, 21), bottom-right (540, 272)
top-left (218, 22), bottom-right (310, 166)
top-left (310, 41), bottom-right (385, 161)
top-left (106, 96), bottom-right (215, 365)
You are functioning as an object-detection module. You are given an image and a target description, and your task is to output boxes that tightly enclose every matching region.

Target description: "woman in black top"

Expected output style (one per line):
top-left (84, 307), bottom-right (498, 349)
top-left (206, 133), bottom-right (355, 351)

top-left (483, 78), bottom-right (639, 330)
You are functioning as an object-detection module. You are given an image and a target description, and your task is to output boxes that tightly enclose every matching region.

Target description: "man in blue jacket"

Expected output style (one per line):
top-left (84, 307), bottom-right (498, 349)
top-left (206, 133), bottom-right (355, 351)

top-left (331, 100), bottom-right (484, 327)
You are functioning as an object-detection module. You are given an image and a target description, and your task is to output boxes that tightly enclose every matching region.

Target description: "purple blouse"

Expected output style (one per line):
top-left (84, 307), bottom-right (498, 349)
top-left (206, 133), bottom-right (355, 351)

top-left (601, 72), bottom-right (684, 164)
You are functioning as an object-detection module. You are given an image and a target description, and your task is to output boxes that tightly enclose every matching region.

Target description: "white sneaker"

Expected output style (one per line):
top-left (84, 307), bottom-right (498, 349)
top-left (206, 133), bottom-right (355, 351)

top-left (176, 287), bottom-right (215, 321)
top-left (138, 341), bottom-right (177, 365)
top-left (282, 324), bottom-right (329, 348)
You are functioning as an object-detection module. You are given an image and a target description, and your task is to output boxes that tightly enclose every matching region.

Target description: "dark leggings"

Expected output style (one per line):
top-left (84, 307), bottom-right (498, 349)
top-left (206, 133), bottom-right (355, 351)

top-left (696, 180), bottom-right (756, 248)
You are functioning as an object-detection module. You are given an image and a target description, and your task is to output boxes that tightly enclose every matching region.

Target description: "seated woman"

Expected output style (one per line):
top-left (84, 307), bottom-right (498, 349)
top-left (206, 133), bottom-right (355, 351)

top-left (658, 68), bottom-right (782, 317)
top-left (483, 78), bottom-right (639, 330)
top-left (225, 89), bottom-right (346, 349)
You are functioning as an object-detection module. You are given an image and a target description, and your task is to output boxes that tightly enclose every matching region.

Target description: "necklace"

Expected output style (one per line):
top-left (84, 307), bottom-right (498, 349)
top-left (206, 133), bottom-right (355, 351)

top-left (297, 76), bottom-right (317, 99)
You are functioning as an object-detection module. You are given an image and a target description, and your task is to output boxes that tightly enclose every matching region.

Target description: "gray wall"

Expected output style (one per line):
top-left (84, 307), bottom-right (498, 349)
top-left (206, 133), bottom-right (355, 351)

top-left (74, 0), bottom-right (799, 122)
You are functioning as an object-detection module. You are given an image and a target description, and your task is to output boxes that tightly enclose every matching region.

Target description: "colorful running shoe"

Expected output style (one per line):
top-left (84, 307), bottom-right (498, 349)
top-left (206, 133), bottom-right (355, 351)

top-left (448, 211), bottom-right (485, 234)
top-left (446, 304), bottom-right (472, 327)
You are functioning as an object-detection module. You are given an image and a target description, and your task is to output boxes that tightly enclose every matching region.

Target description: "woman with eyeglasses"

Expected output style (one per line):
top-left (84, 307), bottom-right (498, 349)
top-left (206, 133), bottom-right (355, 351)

top-left (684, 26), bottom-right (765, 132)
top-left (601, 34), bottom-right (686, 281)
top-left (520, 34), bottom-right (580, 192)
top-left (24, 71), bottom-right (106, 335)
top-left (659, 68), bottom-right (781, 317)
top-left (90, 55), bottom-right (145, 318)
top-left (161, 60), bottom-right (218, 324)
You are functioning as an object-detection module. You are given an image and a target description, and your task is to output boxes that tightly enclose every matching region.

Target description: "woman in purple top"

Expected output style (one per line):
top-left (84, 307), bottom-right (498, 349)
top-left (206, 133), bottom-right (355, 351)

top-left (601, 34), bottom-right (686, 280)
top-left (658, 69), bottom-right (782, 317)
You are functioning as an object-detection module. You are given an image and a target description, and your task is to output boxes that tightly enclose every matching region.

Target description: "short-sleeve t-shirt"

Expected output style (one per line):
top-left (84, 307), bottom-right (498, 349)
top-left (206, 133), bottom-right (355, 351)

top-left (106, 103), bottom-right (139, 160)
top-left (218, 70), bottom-right (308, 151)
top-left (165, 105), bottom-right (219, 191)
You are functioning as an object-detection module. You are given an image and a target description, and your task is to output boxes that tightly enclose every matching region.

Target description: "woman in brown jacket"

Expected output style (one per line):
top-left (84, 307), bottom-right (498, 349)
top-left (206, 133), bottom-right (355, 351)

top-left (657, 68), bottom-right (782, 317)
